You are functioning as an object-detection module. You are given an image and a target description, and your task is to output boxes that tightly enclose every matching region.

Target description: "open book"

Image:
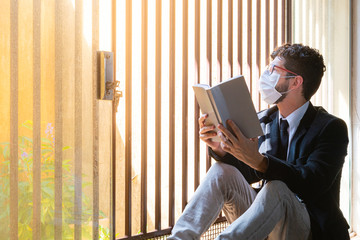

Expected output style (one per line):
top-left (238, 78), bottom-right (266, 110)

top-left (193, 75), bottom-right (263, 142)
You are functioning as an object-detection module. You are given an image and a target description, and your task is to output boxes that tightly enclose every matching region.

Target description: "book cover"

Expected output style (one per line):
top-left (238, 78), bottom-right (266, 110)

top-left (193, 75), bottom-right (263, 142)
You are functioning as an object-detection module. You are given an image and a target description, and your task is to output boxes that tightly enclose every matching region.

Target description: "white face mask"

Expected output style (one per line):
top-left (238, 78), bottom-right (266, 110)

top-left (259, 70), bottom-right (292, 104)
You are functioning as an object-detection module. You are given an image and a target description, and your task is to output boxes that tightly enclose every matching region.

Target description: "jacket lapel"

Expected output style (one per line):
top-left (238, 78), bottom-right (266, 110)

top-left (287, 102), bottom-right (317, 162)
top-left (258, 106), bottom-right (279, 156)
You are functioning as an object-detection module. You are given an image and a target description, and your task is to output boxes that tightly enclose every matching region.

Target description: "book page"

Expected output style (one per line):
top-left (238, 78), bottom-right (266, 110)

top-left (193, 85), bottom-right (221, 142)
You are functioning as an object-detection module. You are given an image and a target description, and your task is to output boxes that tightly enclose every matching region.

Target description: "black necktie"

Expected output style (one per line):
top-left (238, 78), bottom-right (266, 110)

top-left (278, 119), bottom-right (289, 160)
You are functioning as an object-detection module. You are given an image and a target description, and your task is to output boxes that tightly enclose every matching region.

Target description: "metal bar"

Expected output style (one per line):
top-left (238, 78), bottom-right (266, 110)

top-left (117, 227), bottom-right (173, 240)
top-left (238, 0), bottom-right (243, 74)
top-left (286, 0), bottom-right (292, 43)
top-left (33, 0), bottom-right (41, 239)
top-left (117, 216), bottom-right (227, 240)
top-left (205, 0), bottom-right (212, 172)
top-left (125, 0), bottom-right (133, 236)
top-left (141, 0), bottom-right (148, 233)
top-left (281, 0), bottom-right (286, 43)
top-left (111, 0), bottom-right (117, 238)
top-left (92, 0), bottom-right (100, 238)
top-left (228, 0), bottom-right (233, 77)
top-left (255, 0), bottom-right (261, 109)
top-left (182, 0), bottom-right (189, 211)
top-left (10, 1), bottom-right (18, 239)
top-left (55, 0), bottom-right (63, 238)
top-left (247, 0), bottom-right (252, 92)
top-left (217, 0), bottom-right (223, 82)
top-left (194, 0), bottom-right (201, 190)
top-left (112, 0), bottom-right (117, 76)
top-left (155, 0), bottom-right (162, 231)
top-left (265, 0), bottom-right (270, 66)
top-left (75, 0), bottom-right (83, 239)
top-left (169, 0), bottom-right (176, 227)
top-left (273, 0), bottom-right (278, 49)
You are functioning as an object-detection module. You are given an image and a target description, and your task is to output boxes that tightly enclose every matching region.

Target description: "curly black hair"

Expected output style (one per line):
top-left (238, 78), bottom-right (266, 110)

top-left (270, 43), bottom-right (326, 101)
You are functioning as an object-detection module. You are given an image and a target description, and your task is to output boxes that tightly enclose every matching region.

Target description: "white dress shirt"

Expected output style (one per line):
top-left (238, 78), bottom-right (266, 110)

top-left (279, 101), bottom-right (309, 158)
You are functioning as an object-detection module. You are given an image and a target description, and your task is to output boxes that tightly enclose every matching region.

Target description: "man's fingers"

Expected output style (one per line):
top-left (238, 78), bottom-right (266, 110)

top-left (218, 123), bottom-right (237, 144)
top-left (227, 119), bottom-right (245, 140)
top-left (198, 113), bottom-right (208, 127)
top-left (220, 141), bottom-right (231, 152)
top-left (200, 132), bottom-right (217, 140)
top-left (218, 131), bottom-right (233, 148)
top-left (199, 125), bottom-right (216, 134)
top-left (218, 131), bottom-right (228, 142)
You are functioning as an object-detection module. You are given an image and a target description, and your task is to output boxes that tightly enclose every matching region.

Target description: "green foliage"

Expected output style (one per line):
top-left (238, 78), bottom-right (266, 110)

top-left (0, 121), bottom-right (108, 239)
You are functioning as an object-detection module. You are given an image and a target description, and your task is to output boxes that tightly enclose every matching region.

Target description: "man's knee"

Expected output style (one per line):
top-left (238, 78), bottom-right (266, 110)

top-left (207, 162), bottom-right (247, 188)
top-left (263, 180), bottom-right (291, 197)
top-left (210, 162), bottom-right (241, 178)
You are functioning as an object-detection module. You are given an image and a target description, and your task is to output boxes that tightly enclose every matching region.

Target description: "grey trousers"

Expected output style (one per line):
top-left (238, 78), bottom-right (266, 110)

top-left (168, 162), bottom-right (311, 240)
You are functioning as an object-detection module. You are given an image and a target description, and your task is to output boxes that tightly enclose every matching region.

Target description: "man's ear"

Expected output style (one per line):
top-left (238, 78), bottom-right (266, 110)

top-left (292, 75), bottom-right (303, 89)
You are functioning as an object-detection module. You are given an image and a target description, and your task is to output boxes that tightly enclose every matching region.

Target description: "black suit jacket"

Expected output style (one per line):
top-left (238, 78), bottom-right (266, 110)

top-left (210, 102), bottom-right (349, 239)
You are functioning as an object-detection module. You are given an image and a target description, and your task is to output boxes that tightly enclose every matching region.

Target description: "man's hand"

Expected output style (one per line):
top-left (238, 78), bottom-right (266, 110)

top-left (199, 114), bottom-right (226, 157)
top-left (218, 119), bottom-right (268, 172)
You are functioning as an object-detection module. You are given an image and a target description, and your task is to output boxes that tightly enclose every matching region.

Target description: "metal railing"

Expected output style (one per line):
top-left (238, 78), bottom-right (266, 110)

top-left (117, 0), bottom-right (291, 239)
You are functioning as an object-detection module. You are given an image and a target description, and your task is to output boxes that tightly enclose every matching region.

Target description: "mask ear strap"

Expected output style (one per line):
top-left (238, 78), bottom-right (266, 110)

top-left (279, 88), bottom-right (293, 95)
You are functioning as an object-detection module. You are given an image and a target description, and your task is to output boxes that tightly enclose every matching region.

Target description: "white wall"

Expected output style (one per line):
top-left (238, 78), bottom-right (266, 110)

top-left (352, 0), bottom-right (360, 234)
top-left (292, 0), bottom-right (351, 225)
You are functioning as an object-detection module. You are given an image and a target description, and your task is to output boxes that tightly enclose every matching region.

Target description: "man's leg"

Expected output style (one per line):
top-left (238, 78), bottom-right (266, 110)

top-left (168, 162), bottom-right (257, 240)
top-left (216, 180), bottom-right (311, 240)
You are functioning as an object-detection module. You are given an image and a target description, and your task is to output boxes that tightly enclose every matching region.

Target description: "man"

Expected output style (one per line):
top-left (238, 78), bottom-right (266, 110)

top-left (168, 44), bottom-right (349, 240)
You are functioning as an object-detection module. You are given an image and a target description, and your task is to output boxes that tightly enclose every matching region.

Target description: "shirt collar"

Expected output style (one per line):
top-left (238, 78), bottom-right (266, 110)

top-left (278, 101), bottom-right (309, 134)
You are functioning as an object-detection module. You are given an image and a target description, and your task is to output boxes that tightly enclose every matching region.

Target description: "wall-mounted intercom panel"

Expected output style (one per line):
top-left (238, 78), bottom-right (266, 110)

top-left (98, 51), bottom-right (114, 100)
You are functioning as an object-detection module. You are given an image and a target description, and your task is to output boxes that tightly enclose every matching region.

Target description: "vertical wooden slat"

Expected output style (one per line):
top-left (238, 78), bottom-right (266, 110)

top-left (228, 0), bottom-right (233, 77)
top-left (141, 0), bottom-right (148, 233)
top-left (10, 1), bottom-right (18, 239)
top-left (194, 0), bottom-right (201, 190)
top-left (169, 0), bottom-right (176, 227)
top-left (273, 0), bottom-right (278, 49)
top-left (114, 0), bottom-right (295, 238)
top-left (74, 0), bottom-right (83, 239)
top-left (33, 0), bottom-right (41, 239)
top-left (111, 0), bottom-right (117, 238)
top-left (18, 0), bottom-right (35, 235)
top-left (238, 0), bottom-right (243, 74)
top-left (286, 0), bottom-right (292, 43)
top-left (205, 0), bottom-right (212, 171)
top-left (112, 0), bottom-right (117, 78)
top-left (217, 0), bottom-right (223, 82)
top-left (182, 0), bottom-right (189, 210)
top-left (92, 0), bottom-right (100, 238)
top-left (111, 100), bottom-right (117, 236)
top-left (0, 4), bottom-right (11, 236)
top-left (155, 0), bottom-right (162, 231)
top-left (281, 0), bottom-right (286, 43)
top-left (265, 0), bottom-right (270, 66)
top-left (125, 0), bottom-right (132, 235)
top-left (54, 0), bottom-right (63, 238)
top-left (247, 0), bottom-right (252, 91)
top-left (255, 0), bottom-right (261, 109)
